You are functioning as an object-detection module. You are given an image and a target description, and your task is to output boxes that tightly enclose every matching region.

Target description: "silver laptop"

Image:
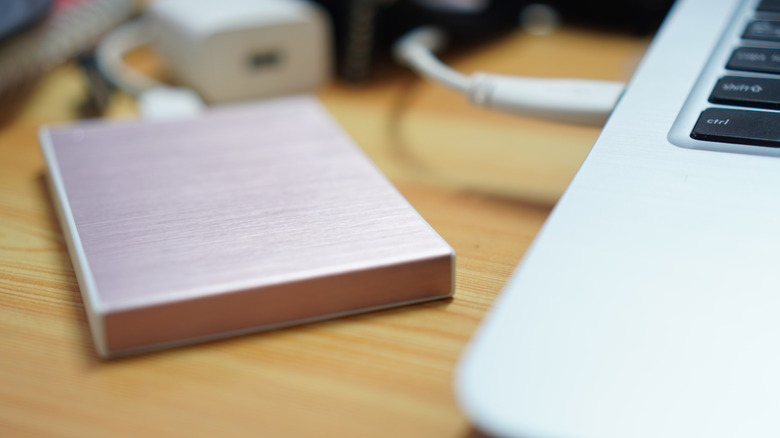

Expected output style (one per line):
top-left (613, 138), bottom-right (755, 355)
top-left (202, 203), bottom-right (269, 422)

top-left (457, 0), bottom-right (780, 436)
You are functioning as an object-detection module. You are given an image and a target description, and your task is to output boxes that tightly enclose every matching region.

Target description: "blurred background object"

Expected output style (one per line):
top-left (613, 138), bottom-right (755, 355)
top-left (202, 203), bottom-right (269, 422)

top-left (0, 0), bottom-right (675, 123)
top-left (311, 0), bottom-right (675, 82)
top-left (0, 0), bottom-right (53, 41)
top-left (0, 0), bottom-right (135, 122)
top-left (91, 0), bottom-right (333, 120)
top-left (129, 0), bottom-right (331, 104)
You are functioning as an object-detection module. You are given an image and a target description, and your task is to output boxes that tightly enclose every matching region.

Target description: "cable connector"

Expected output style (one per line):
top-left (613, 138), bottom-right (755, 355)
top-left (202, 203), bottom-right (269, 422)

top-left (137, 87), bottom-right (206, 120)
top-left (393, 26), bottom-right (626, 126)
top-left (468, 73), bottom-right (625, 126)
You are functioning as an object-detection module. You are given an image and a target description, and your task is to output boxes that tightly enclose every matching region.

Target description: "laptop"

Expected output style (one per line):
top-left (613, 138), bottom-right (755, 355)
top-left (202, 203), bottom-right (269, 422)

top-left (456, 0), bottom-right (780, 436)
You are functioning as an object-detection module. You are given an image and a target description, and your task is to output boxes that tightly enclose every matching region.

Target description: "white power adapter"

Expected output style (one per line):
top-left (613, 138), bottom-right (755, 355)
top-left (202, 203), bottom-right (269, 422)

top-left (146, 0), bottom-right (332, 103)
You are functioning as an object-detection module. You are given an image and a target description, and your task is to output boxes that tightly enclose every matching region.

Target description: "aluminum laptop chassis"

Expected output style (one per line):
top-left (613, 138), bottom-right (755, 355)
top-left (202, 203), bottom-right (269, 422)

top-left (457, 0), bottom-right (780, 437)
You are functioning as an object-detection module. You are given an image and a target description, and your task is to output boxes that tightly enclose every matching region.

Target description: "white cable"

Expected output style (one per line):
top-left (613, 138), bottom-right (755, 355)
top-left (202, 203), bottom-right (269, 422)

top-left (95, 18), bottom-right (205, 119)
top-left (468, 73), bottom-right (626, 126)
top-left (393, 26), bottom-right (626, 126)
top-left (393, 27), bottom-right (470, 92)
top-left (95, 18), bottom-right (161, 96)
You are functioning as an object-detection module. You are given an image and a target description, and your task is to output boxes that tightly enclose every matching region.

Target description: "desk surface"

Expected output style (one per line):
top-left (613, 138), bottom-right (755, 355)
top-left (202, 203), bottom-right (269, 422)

top-left (0, 27), bottom-right (650, 437)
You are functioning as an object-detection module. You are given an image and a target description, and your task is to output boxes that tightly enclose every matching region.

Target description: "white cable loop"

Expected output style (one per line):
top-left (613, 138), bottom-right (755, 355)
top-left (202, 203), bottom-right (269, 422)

top-left (95, 18), bottom-right (162, 96)
top-left (393, 27), bottom-right (469, 92)
top-left (95, 17), bottom-right (205, 119)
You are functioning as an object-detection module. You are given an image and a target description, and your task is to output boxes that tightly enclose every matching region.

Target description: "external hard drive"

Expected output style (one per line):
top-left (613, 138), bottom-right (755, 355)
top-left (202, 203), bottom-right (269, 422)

top-left (40, 96), bottom-right (454, 357)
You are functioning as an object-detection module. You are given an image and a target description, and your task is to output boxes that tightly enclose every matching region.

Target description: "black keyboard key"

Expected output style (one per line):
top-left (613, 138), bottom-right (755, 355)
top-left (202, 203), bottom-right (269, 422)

top-left (727, 47), bottom-right (780, 74)
top-left (758, 0), bottom-right (780, 13)
top-left (692, 108), bottom-right (780, 148)
top-left (744, 20), bottom-right (780, 42)
top-left (710, 76), bottom-right (780, 109)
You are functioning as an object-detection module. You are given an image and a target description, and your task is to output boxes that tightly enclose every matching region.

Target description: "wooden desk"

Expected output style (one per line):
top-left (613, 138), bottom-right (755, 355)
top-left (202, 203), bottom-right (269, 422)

top-left (0, 27), bottom-right (650, 437)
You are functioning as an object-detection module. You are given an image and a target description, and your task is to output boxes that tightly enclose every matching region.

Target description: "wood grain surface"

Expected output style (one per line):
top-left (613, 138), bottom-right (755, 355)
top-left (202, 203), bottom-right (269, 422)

top-left (0, 26), bottom-right (650, 437)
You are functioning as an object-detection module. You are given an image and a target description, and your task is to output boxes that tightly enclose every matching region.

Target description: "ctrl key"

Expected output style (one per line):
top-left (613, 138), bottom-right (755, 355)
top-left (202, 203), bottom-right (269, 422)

top-left (692, 107), bottom-right (780, 148)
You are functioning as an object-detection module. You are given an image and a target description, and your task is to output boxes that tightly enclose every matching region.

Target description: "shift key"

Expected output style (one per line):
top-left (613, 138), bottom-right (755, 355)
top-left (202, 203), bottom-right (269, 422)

top-left (691, 108), bottom-right (780, 148)
top-left (710, 76), bottom-right (780, 109)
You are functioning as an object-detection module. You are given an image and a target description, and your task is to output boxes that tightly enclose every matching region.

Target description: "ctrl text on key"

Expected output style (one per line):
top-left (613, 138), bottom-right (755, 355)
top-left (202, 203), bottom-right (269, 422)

top-left (706, 118), bottom-right (729, 125)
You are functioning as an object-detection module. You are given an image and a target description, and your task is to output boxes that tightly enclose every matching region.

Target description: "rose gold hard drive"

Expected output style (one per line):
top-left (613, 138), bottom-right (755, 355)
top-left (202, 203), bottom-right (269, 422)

top-left (39, 96), bottom-right (454, 357)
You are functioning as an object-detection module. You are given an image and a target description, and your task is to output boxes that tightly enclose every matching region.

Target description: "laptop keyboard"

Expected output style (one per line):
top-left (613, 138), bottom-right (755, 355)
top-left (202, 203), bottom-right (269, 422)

top-left (669, 0), bottom-right (780, 154)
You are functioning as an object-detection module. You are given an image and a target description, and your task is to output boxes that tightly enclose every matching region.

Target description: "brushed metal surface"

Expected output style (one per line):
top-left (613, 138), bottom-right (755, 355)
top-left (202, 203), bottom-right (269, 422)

top-left (41, 96), bottom-right (453, 356)
top-left (459, 0), bottom-right (780, 437)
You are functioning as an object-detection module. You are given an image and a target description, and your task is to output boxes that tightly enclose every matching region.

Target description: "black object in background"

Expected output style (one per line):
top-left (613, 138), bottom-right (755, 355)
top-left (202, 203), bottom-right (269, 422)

top-left (76, 51), bottom-right (114, 118)
top-left (312, 0), bottom-right (675, 83)
top-left (0, 0), bottom-right (53, 41)
top-left (548, 0), bottom-right (676, 34)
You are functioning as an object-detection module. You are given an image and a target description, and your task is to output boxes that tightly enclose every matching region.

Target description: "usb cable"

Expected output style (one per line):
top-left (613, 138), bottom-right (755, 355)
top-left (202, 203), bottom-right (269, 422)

top-left (96, 18), bottom-right (205, 120)
top-left (393, 27), bottom-right (626, 126)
